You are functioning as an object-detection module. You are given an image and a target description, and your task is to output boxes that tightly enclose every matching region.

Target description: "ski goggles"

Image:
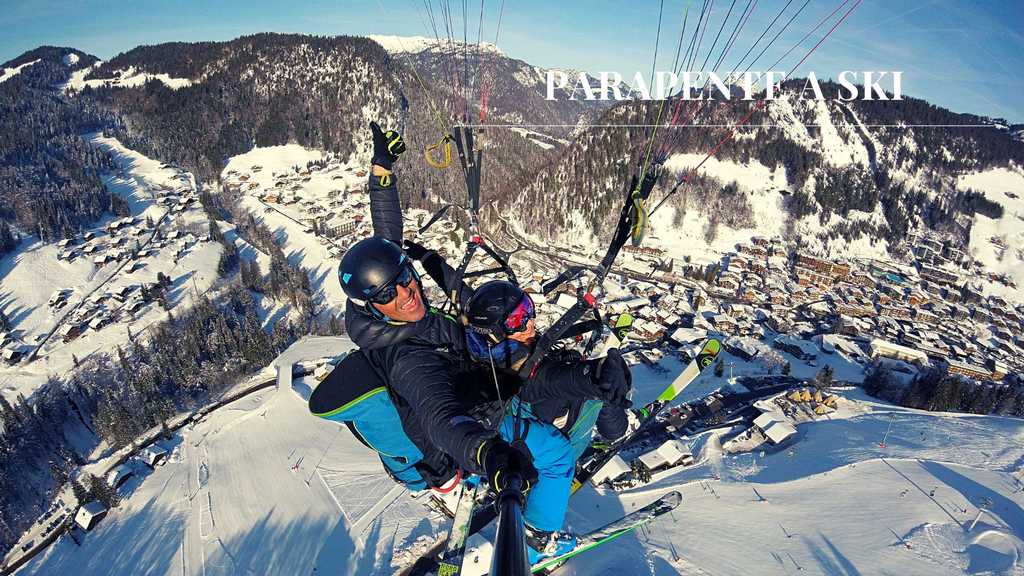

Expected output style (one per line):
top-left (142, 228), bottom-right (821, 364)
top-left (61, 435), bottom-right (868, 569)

top-left (466, 330), bottom-right (522, 364)
top-left (503, 294), bottom-right (535, 334)
top-left (367, 265), bottom-right (419, 305)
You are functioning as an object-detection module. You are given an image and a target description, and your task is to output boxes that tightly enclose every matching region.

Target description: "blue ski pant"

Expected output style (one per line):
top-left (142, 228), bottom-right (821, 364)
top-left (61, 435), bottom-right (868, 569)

top-left (498, 415), bottom-right (575, 533)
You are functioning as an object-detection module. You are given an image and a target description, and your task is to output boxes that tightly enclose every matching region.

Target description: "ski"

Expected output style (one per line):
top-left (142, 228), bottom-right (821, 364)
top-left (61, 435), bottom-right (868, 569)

top-left (571, 338), bottom-right (721, 494)
top-left (531, 490), bottom-right (683, 574)
top-left (400, 482), bottom-right (483, 576)
top-left (435, 481), bottom-right (482, 576)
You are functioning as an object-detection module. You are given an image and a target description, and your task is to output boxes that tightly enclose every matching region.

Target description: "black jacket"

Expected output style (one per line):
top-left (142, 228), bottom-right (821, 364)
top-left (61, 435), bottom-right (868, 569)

top-left (350, 173), bottom-right (623, 479)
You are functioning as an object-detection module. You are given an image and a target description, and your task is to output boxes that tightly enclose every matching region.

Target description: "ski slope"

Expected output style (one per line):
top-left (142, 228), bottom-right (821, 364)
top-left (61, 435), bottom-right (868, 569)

top-left (960, 166), bottom-right (1024, 303)
top-left (16, 336), bottom-right (1024, 575)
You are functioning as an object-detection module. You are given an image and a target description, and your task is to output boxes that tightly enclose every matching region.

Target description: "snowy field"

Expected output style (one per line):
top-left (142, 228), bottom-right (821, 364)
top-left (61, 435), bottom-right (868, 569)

top-left (960, 166), bottom-right (1024, 303)
top-left (18, 337), bottom-right (1024, 575)
top-left (0, 135), bottom-right (220, 401)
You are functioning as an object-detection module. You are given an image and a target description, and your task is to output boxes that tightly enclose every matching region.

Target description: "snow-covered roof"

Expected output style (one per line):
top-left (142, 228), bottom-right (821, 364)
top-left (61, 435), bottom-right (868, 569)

top-left (670, 327), bottom-right (707, 344)
top-left (75, 500), bottom-right (107, 523)
top-left (763, 421), bottom-right (797, 444)
top-left (753, 412), bottom-right (777, 431)
top-left (591, 454), bottom-right (631, 485)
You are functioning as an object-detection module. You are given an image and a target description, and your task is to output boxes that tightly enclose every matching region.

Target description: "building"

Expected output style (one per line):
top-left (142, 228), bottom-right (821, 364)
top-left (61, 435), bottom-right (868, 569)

top-left (869, 338), bottom-right (929, 365)
top-left (141, 445), bottom-right (168, 468)
top-left (945, 359), bottom-right (992, 382)
top-left (2, 346), bottom-right (27, 365)
top-left (59, 324), bottom-right (82, 343)
top-left (74, 501), bottom-right (108, 531)
top-left (752, 412), bottom-right (797, 445)
top-left (106, 465), bottom-right (134, 488)
top-left (636, 439), bottom-right (695, 474)
top-left (773, 334), bottom-right (818, 362)
top-left (590, 454), bottom-right (632, 485)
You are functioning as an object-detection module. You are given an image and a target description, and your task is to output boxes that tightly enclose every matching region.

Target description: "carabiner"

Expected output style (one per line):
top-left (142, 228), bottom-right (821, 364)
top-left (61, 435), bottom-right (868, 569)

top-left (424, 135), bottom-right (453, 169)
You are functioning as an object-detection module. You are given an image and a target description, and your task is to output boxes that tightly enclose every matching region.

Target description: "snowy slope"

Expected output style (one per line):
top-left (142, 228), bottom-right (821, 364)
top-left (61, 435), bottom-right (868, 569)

top-left (0, 59), bottom-right (40, 84)
top-left (63, 64), bottom-right (193, 92)
top-left (18, 332), bottom-right (1024, 575)
top-left (19, 337), bottom-right (448, 576)
top-left (369, 35), bottom-right (503, 56)
top-left (960, 166), bottom-right (1024, 302)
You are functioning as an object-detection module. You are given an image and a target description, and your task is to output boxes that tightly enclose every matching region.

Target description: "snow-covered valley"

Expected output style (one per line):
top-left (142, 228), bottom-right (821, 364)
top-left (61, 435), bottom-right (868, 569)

top-left (14, 336), bottom-right (1024, 576)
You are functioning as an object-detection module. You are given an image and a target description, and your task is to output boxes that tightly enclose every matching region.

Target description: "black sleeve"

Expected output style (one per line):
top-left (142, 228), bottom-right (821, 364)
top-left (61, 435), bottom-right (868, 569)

top-left (596, 404), bottom-right (628, 441)
top-left (386, 346), bottom-right (495, 473)
top-left (419, 250), bottom-right (474, 303)
top-left (518, 354), bottom-right (600, 403)
top-left (368, 173), bottom-right (403, 243)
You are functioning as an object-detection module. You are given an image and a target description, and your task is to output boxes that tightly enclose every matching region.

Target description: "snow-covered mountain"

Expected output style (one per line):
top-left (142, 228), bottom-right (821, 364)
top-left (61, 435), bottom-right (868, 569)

top-left (507, 84), bottom-right (1024, 278)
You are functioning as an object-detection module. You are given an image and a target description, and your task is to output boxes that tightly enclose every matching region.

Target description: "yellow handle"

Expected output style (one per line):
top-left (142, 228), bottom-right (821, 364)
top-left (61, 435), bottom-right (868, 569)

top-left (424, 135), bottom-right (453, 169)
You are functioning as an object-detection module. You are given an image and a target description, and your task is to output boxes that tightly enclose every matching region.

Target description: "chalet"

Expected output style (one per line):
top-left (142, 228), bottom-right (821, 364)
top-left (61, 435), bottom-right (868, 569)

top-left (725, 337), bottom-right (760, 361)
top-left (106, 464), bottom-right (133, 488)
top-left (84, 231), bottom-right (97, 241)
top-left (752, 412), bottom-right (797, 445)
top-left (772, 334), bottom-right (817, 361)
top-left (590, 454), bottom-right (632, 485)
top-left (636, 439), bottom-right (694, 474)
top-left (2, 347), bottom-right (27, 365)
top-left (60, 324), bottom-right (82, 343)
top-left (141, 445), bottom-right (168, 468)
top-left (87, 316), bottom-right (108, 332)
top-left (74, 501), bottom-right (108, 531)
top-left (710, 313), bottom-right (737, 333)
top-left (48, 289), bottom-right (71, 308)
top-left (695, 393), bottom-right (725, 418)
top-left (668, 327), bottom-right (707, 346)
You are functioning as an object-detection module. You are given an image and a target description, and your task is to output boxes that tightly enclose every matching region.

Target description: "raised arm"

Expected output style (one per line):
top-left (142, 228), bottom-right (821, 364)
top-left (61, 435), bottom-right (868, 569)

top-left (368, 121), bottom-right (406, 243)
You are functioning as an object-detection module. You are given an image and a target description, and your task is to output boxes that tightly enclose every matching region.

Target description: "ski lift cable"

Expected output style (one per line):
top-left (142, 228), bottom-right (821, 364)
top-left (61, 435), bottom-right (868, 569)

top-left (650, 0), bottom-right (863, 216)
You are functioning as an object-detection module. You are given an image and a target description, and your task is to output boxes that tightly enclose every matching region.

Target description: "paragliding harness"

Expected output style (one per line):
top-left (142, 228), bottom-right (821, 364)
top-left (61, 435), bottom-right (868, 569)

top-left (517, 163), bottom-right (661, 382)
top-left (308, 350), bottom-right (457, 491)
top-left (441, 124), bottom-right (518, 315)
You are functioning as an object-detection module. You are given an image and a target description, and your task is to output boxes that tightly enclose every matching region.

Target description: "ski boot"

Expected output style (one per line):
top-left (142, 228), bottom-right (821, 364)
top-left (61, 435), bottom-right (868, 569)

top-left (525, 524), bottom-right (576, 565)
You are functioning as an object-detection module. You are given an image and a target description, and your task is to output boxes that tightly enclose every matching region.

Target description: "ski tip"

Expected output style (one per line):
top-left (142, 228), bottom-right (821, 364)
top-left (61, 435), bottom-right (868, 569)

top-left (662, 490), bottom-right (683, 507)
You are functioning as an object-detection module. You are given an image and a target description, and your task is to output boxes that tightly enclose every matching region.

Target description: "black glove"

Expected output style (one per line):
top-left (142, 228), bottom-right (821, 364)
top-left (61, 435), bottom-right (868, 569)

top-left (478, 437), bottom-right (538, 495)
top-left (594, 349), bottom-right (632, 408)
top-left (370, 121), bottom-right (406, 170)
top-left (402, 239), bottom-right (430, 261)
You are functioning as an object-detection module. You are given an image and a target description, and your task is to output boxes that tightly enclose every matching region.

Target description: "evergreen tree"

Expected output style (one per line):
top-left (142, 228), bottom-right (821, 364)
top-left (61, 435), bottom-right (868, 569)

top-left (70, 477), bottom-right (89, 504)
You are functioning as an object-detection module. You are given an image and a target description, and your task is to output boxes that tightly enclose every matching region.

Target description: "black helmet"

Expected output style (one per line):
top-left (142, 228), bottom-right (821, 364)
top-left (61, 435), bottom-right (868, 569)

top-left (464, 280), bottom-right (533, 342)
top-left (338, 237), bottom-right (407, 303)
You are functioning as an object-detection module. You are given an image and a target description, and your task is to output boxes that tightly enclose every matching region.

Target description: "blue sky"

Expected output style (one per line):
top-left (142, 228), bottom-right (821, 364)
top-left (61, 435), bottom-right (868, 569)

top-left (2, 0), bottom-right (1022, 121)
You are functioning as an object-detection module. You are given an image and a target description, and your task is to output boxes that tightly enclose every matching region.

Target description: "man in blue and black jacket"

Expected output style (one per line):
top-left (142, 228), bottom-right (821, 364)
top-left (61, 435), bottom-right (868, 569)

top-left (312, 122), bottom-right (630, 561)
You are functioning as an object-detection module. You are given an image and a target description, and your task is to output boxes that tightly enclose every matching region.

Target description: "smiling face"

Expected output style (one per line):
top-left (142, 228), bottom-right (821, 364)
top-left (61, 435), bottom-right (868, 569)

top-left (371, 277), bottom-right (426, 322)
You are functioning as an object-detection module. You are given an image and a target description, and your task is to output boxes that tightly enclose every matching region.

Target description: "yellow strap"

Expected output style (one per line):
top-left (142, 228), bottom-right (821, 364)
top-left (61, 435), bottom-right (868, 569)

top-left (630, 191), bottom-right (649, 246)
